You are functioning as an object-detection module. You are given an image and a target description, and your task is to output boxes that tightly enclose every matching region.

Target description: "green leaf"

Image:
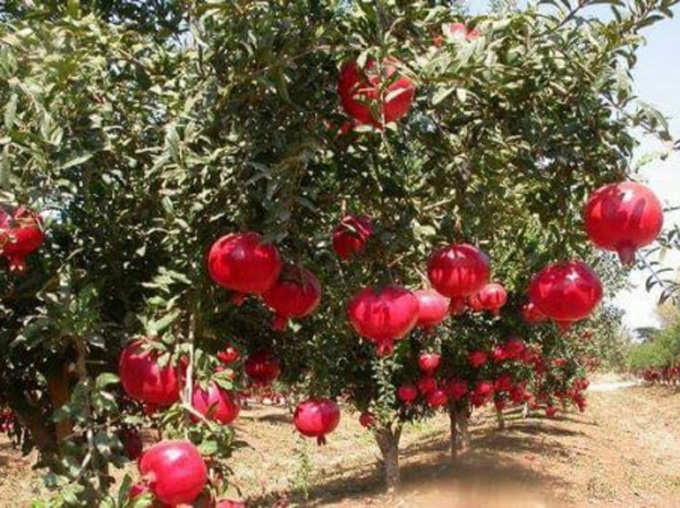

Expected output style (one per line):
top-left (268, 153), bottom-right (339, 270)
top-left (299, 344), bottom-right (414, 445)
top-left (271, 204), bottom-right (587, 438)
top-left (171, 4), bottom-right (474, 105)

top-left (95, 372), bottom-right (120, 389)
top-left (4, 93), bottom-right (17, 130)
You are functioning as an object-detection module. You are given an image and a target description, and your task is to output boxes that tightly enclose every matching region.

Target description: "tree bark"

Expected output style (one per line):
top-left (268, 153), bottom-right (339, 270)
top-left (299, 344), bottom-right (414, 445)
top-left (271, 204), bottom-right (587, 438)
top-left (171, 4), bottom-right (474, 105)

top-left (448, 403), bottom-right (458, 460)
top-left (496, 407), bottom-right (505, 430)
top-left (455, 407), bottom-right (470, 454)
top-left (374, 425), bottom-right (401, 492)
top-left (46, 362), bottom-right (73, 443)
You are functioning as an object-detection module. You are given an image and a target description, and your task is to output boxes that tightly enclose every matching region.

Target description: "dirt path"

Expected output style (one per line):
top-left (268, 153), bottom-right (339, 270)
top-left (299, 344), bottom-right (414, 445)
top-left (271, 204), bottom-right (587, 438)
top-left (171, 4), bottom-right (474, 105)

top-left (0, 382), bottom-right (678, 507)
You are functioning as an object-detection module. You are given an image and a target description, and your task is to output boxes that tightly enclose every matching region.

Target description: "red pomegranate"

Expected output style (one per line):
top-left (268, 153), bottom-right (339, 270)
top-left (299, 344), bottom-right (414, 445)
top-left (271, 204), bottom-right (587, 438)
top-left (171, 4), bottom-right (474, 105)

top-left (427, 389), bottom-right (448, 408)
top-left (119, 341), bottom-right (180, 406)
top-left (120, 427), bottom-right (143, 461)
top-left (332, 215), bottom-right (373, 260)
top-left (427, 244), bottom-right (490, 298)
top-left (443, 23), bottom-right (480, 41)
top-left (545, 406), bottom-right (558, 418)
top-left (448, 296), bottom-right (467, 316)
top-left (262, 264), bottom-right (322, 330)
top-left (347, 286), bottom-right (419, 356)
top-left (467, 350), bottom-right (488, 368)
top-left (418, 352), bottom-right (442, 374)
top-left (478, 283), bottom-right (507, 315)
top-left (359, 411), bottom-right (375, 429)
top-left (494, 373), bottom-right (513, 393)
top-left (294, 398), bottom-right (341, 445)
top-left (467, 292), bottom-right (485, 312)
top-left (445, 379), bottom-right (468, 401)
top-left (206, 232), bottom-right (282, 304)
top-left (338, 59), bottom-right (416, 128)
top-left (191, 382), bottom-right (240, 425)
top-left (494, 398), bottom-right (506, 411)
top-left (138, 440), bottom-right (207, 506)
top-left (471, 380), bottom-right (494, 407)
top-left (217, 345), bottom-right (240, 364)
top-left (244, 351), bottom-right (281, 386)
top-left (397, 384), bottom-right (418, 404)
top-left (528, 260), bottom-right (603, 332)
top-left (521, 301), bottom-right (548, 324)
top-left (491, 346), bottom-right (506, 363)
top-left (583, 181), bottom-right (663, 265)
top-left (414, 289), bottom-right (450, 332)
top-left (509, 385), bottom-right (527, 404)
top-left (502, 338), bottom-right (525, 360)
top-left (417, 376), bottom-right (437, 395)
top-left (0, 206), bottom-right (44, 273)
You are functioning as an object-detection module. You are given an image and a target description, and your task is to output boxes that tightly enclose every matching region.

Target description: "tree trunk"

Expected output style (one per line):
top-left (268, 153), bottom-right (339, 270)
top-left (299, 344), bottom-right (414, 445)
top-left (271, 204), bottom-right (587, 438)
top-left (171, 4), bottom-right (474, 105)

top-left (374, 425), bottom-right (401, 492)
top-left (448, 403), bottom-right (458, 460)
top-left (496, 407), bottom-right (505, 430)
top-left (46, 362), bottom-right (73, 443)
top-left (455, 407), bottom-right (470, 454)
top-left (522, 402), bottom-right (529, 419)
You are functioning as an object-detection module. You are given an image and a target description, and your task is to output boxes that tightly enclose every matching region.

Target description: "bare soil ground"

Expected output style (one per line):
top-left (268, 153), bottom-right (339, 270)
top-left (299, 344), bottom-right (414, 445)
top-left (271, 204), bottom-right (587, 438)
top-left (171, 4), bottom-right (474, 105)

top-left (1, 379), bottom-right (679, 507)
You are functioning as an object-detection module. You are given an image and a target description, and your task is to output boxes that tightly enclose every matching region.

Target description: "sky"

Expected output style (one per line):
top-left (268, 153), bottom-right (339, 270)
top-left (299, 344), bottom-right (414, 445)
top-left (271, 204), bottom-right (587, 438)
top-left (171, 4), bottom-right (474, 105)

top-left (469, 1), bottom-right (680, 331)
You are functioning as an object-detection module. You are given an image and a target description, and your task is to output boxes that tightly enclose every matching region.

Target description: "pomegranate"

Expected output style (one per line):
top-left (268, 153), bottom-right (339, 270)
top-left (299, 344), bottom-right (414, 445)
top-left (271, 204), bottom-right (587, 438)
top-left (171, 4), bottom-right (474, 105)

top-left (359, 411), bottom-right (375, 429)
top-left (509, 385), bottom-right (527, 404)
top-left (478, 283), bottom-right (507, 315)
top-left (397, 384), bottom-right (418, 404)
top-left (293, 398), bottom-right (341, 445)
top-left (494, 398), bottom-right (506, 411)
top-left (337, 59), bottom-right (416, 128)
top-left (471, 380), bottom-right (494, 407)
top-left (191, 382), bottom-right (240, 425)
top-left (491, 346), bottom-right (506, 363)
top-left (449, 296), bottom-right (467, 316)
top-left (138, 440), bottom-right (207, 506)
top-left (583, 181), bottom-right (663, 265)
top-left (521, 301), bottom-right (547, 324)
top-left (494, 373), bottom-right (513, 393)
top-left (502, 338), bottom-right (525, 360)
top-left (244, 351), bottom-right (281, 386)
top-left (414, 289), bottom-right (450, 332)
top-left (0, 206), bottom-right (44, 273)
top-left (332, 215), bottom-right (373, 260)
top-left (217, 345), bottom-right (240, 364)
top-left (417, 376), bottom-right (437, 395)
top-left (120, 427), bottom-right (143, 461)
top-left (545, 406), bottom-right (558, 418)
top-left (262, 264), bottom-right (322, 330)
top-left (467, 292), bottom-right (485, 313)
top-left (427, 244), bottom-right (490, 298)
top-left (119, 341), bottom-right (180, 406)
top-left (443, 22), bottom-right (479, 42)
top-left (528, 260), bottom-right (603, 332)
top-left (427, 389), bottom-right (448, 408)
top-left (206, 232), bottom-right (282, 304)
top-left (467, 350), bottom-right (488, 369)
top-left (418, 352), bottom-right (441, 374)
top-left (347, 286), bottom-right (419, 356)
top-left (445, 379), bottom-right (468, 401)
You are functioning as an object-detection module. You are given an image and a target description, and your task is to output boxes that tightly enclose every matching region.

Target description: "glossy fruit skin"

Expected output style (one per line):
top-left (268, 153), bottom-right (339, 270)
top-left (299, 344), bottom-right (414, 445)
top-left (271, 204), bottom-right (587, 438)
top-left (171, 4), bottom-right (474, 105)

top-left (427, 244), bottom-right (490, 298)
top-left (583, 182), bottom-right (663, 265)
top-left (467, 292), bottom-right (485, 312)
top-left (244, 351), bottom-right (281, 387)
top-left (448, 296), bottom-right (467, 316)
top-left (359, 411), bottom-right (375, 429)
top-left (471, 380), bottom-right (494, 407)
top-left (262, 264), bottom-right (322, 330)
top-left (417, 376), bottom-right (437, 395)
top-left (294, 398), bottom-right (340, 445)
top-left (332, 215), bottom-right (373, 260)
top-left (397, 384), bottom-right (418, 404)
top-left (478, 283), bottom-right (507, 315)
top-left (414, 289), bottom-right (450, 331)
top-left (502, 338), bottom-right (525, 360)
top-left (467, 350), bottom-right (488, 369)
top-left (427, 389), bottom-right (448, 408)
top-left (119, 341), bottom-right (180, 406)
top-left (347, 286), bottom-right (419, 356)
top-left (338, 59), bottom-right (415, 128)
top-left (206, 232), bottom-right (282, 304)
top-left (494, 373), bottom-right (513, 393)
top-left (0, 207), bottom-right (44, 273)
top-left (528, 260), bottom-right (603, 331)
top-left (191, 382), bottom-right (240, 425)
top-left (521, 301), bottom-right (548, 324)
top-left (217, 345), bottom-right (240, 364)
top-left (138, 440), bottom-right (207, 506)
top-left (445, 379), bottom-right (468, 401)
top-left (418, 353), bottom-right (442, 374)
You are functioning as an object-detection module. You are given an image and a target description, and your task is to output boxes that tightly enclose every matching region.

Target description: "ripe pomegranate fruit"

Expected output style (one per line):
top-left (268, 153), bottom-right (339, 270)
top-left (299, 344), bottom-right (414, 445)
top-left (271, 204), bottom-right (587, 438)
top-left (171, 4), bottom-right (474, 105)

top-left (418, 352), bottom-right (442, 374)
top-left (244, 351), bottom-right (281, 386)
top-left (471, 380), bottom-right (494, 407)
top-left (119, 341), bottom-right (180, 406)
top-left (494, 398), bottom-right (506, 411)
top-left (583, 181), bottom-right (663, 265)
top-left (509, 385), bottom-right (527, 404)
top-left (191, 382), bottom-right (240, 425)
top-left (138, 440), bottom-right (207, 506)
top-left (206, 232), bottom-right (282, 304)
top-left (467, 350), bottom-right (488, 368)
top-left (347, 286), bottom-right (419, 356)
top-left (397, 384), bottom-right (418, 404)
top-left (467, 292), bottom-right (485, 313)
top-left (0, 206), bottom-right (44, 273)
top-left (521, 301), bottom-right (548, 324)
top-left (359, 411), bottom-right (375, 429)
top-left (528, 260), bottom-right (603, 332)
top-left (414, 289), bottom-right (450, 332)
top-left (443, 22), bottom-right (479, 41)
top-left (502, 338), bottom-right (525, 360)
top-left (449, 296), bottom-right (467, 316)
top-left (217, 345), bottom-right (240, 364)
top-left (427, 389), bottom-right (448, 408)
top-left (427, 244), bottom-right (490, 298)
top-left (494, 373), bottom-right (513, 393)
top-left (491, 346), bottom-right (506, 363)
top-left (332, 215), bottom-right (373, 260)
top-left (120, 427), bottom-right (143, 461)
top-left (445, 379), bottom-right (468, 401)
top-left (417, 376), bottom-right (437, 395)
top-left (478, 282), bottom-right (507, 315)
top-left (337, 59), bottom-right (415, 128)
top-left (294, 398), bottom-right (341, 445)
top-left (262, 264), bottom-right (322, 330)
